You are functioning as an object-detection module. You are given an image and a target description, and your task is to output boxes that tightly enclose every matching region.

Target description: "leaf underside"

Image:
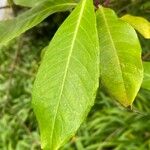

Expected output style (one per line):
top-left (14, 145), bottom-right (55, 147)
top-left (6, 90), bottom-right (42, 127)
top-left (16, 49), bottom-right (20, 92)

top-left (32, 0), bottom-right (99, 149)
top-left (96, 6), bottom-right (143, 107)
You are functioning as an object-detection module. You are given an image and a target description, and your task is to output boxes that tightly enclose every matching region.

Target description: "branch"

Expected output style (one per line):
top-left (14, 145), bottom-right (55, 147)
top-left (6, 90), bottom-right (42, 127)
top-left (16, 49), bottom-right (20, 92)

top-left (143, 51), bottom-right (150, 61)
top-left (104, 0), bottom-right (110, 6)
top-left (0, 6), bottom-right (10, 9)
top-left (94, 0), bottom-right (100, 8)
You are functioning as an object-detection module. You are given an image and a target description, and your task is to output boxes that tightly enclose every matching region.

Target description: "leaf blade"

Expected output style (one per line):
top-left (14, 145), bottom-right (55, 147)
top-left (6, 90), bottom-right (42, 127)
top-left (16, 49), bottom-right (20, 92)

top-left (13, 0), bottom-right (75, 7)
top-left (14, 0), bottom-right (43, 7)
top-left (0, 1), bottom-right (76, 46)
top-left (97, 6), bottom-right (143, 107)
top-left (121, 14), bottom-right (150, 39)
top-left (32, 0), bottom-right (99, 149)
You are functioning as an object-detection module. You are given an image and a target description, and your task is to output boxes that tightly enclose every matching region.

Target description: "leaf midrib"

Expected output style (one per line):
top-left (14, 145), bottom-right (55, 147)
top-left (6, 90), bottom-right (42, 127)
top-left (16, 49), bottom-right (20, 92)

top-left (99, 7), bottom-right (128, 101)
top-left (50, 0), bottom-right (87, 147)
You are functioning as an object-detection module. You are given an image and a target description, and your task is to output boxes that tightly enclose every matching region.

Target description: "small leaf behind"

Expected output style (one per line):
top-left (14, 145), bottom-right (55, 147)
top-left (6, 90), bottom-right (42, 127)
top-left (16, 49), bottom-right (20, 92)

top-left (14, 0), bottom-right (44, 7)
top-left (0, 0), bottom-right (76, 46)
top-left (121, 14), bottom-right (150, 39)
top-left (13, 0), bottom-right (75, 7)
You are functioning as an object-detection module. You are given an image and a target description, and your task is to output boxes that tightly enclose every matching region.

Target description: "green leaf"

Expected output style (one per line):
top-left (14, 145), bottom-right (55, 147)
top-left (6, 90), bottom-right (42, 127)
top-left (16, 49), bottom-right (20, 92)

top-left (0, 1), bottom-right (76, 46)
top-left (142, 61), bottom-right (150, 90)
top-left (121, 14), bottom-right (150, 39)
top-left (13, 0), bottom-right (75, 7)
top-left (32, 0), bottom-right (99, 149)
top-left (96, 6), bottom-right (143, 107)
top-left (141, 1), bottom-right (150, 10)
top-left (13, 0), bottom-right (43, 7)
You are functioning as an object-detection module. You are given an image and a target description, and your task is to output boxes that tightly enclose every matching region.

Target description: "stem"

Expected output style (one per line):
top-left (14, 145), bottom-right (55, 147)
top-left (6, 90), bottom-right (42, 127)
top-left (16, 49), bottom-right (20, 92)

top-left (94, 0), bottom-right (100, 8)
top-left (8, 0), bottom-right (18, 16)
top-left (143, 52), bottom-right (150, 61)
top-left (104, 0), bottom-right (110, 6)
top-left (0, 6), bottom-right (10, 9)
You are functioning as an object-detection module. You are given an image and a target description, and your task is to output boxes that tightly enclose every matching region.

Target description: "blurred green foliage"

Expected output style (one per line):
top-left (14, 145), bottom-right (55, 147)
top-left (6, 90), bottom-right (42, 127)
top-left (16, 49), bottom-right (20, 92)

top-left (0, 0), bottom-right (150, 149)
top-left (0, 35), bottom-right (42, 150)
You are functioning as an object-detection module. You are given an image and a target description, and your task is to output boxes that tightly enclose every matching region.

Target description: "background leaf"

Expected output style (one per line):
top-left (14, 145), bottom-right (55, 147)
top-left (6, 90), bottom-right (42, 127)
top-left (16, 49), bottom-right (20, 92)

top-left (121, 14), bottom-right (150, 39)
top-left (142, 61), bottom-right (150, 90)
top-left (13, 0), bottom-right (75, 7)
top-left (96, 6), bottom-right (143, 107)
top-left (13, 0), bottom-right (44, 7)
top-left (0, 1), bottom-right (76, 46)
top-left (32, 0), bottom-right (99, 149)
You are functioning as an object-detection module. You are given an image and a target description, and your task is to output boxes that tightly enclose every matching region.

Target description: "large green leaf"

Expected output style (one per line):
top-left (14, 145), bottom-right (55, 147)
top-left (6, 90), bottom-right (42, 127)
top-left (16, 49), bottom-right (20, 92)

top-left (121, 14), bottom-right (150, 39)
top-left (32, 0), bottom-right (99, 149)
top-left (0, 0), bottom-right (76, 46)
top-left (96, 6), bottom-right (143, 107)
top-left (142, 61), bottom-right (150, 90)
top-left (13, 0), bottom-right (75, 7)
